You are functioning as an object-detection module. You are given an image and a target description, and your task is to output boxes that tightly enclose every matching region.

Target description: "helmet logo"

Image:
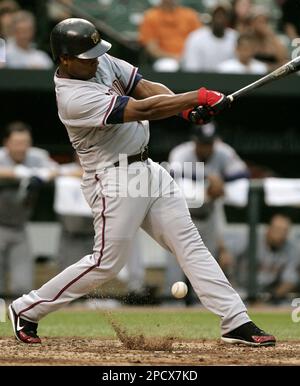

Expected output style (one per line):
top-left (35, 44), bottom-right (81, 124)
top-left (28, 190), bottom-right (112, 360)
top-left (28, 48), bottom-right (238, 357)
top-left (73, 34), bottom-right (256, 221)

top-left (91, 31), bottom-right (100, 45)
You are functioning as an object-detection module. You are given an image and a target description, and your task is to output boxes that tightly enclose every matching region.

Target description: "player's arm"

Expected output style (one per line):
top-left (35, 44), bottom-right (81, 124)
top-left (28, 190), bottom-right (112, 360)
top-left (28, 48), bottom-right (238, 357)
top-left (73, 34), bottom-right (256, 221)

top-left (123, 87), bottom-right (228, 122)
top-left (69, 80), bottom-right (228, 127)
top-left (124, 91), bottom-right (198, 121)
top-left (127, 79), bottom-right (229, 123)
top-left (131, 78), bottom-right (174, 99)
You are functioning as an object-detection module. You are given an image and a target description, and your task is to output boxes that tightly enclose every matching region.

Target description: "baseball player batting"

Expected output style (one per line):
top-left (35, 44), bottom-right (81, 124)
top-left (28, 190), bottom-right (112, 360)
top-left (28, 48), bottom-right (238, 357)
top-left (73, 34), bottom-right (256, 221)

top-left (8, 18), bottom-right (275, 347)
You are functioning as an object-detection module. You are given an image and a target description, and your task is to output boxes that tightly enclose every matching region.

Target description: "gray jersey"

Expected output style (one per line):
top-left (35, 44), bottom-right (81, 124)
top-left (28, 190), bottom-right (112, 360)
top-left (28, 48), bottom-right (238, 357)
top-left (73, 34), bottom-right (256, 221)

top-left (169, 139), bottom-right (248, 180)
top-left (0, 147), bottom-right (55, 227)
top-left (256, 236), bottom-right (299, 288)
top-left (169, 139), bottom-right (248, 219)
top-left (54, 54), bottom-right (149, 175)
top-left (238, 234), bottom-right (299, 289)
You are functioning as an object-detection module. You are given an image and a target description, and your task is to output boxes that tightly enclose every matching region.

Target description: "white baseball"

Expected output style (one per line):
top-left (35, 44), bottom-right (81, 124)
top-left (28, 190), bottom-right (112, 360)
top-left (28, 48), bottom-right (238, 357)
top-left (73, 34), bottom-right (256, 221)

top-left (171, 281), bottom-right (188, 299)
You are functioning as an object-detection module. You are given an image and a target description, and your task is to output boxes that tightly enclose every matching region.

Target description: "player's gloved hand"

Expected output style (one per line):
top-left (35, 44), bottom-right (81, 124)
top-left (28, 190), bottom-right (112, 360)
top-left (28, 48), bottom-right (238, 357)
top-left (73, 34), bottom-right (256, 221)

top-left (179, 105), bottom-right (211, 124)
top-left (189, 105), bottom-right (213, 124)
top-left (180, 105), bottom-right (216, 125)
top-left (180, 88), bottom-right (230, 124)
top-left (196, 87), bottom-right (231, 120)
top-left (197, 87), bottom-right (230, 113)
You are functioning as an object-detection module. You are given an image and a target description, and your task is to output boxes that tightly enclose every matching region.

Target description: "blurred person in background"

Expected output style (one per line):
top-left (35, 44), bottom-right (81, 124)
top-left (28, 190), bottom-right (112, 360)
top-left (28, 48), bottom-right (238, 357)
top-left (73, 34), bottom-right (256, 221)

top-left (237, 214), bottom-right (300, 304)
top-left (0, 0), bottom-right (19, 40)
top-left (139, 0), bottom-right (202, 71)
top-left (181, 3), bottom-right (237, 72)
top-left (230, 0), bottom-right (253, 34)
top-left (47, 0), bottom-right (74, 28)
top-left (217, 33), bottom-right (268, 74)
top-left (0, 121), bottom-right (57, 296)
top-left (278, 0), bottom-right (300, 40)
top-left (249, 5), bottom-right (288, 70)
top-left (0, 0), bottom-right (19, 67)
top-left (164, 122), bottom-right (249, 303)
top-left (5, 10), bottom-right (53, 69)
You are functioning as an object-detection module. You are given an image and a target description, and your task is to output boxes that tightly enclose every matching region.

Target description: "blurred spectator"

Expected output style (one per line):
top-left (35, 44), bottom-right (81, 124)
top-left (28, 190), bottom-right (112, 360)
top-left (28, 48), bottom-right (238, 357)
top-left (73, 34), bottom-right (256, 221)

top-left (0, 121), bottom-right (57, 296)
top-left (5, 10), bottom-right (53, 69)
top-left (0, 0), bottom-right (19, 39)
top-left (217, 33), bottom-right (268, 74)
top-left (249, 5), bottom-right (288, 70)
top-left (238, 214), bottom-right (300, 303)
top-left (181, 3), bottom-right (237, 72)
top-left (230, 0), bottom-right (253, 34)
top-left (164, 122), bottom-right (249, 303)
top-left (139, 0), bottom-right (201, 70)
top-left (278, 0), bottom-right (300, 40)
top-left (47, 0), bottom-right (73, 24)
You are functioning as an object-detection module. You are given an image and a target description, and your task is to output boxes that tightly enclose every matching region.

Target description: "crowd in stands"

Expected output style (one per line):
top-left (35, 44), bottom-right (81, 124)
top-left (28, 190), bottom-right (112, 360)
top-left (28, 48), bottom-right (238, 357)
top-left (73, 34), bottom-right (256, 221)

top-left (0, 0), bottom-right (299, 72)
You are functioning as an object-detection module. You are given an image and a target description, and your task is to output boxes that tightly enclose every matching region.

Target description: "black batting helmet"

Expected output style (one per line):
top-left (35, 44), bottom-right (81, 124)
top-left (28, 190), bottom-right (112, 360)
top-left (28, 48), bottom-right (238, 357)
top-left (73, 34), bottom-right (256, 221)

top-left (50, 18), bottom-right (111, 63)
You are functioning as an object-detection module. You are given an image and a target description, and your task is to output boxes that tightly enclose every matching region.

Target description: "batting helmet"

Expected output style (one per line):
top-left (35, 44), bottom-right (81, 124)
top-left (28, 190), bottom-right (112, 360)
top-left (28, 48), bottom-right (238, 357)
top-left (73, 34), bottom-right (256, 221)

top-left (50, 18), bottom-right (111, 63)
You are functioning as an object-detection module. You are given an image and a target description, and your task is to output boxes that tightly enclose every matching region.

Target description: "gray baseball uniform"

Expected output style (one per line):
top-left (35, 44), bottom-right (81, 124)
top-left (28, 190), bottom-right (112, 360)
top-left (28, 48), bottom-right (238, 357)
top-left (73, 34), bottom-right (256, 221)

top-left (12, 54), bottom-right (250, 334)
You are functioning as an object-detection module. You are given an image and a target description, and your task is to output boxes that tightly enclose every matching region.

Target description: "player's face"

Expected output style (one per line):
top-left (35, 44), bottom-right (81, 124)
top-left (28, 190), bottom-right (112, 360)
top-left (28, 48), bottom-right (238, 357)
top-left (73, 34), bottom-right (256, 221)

top-left (63, 57), bottom-right (99, 80)
top-left (5, 131), bottom-right (32, 163)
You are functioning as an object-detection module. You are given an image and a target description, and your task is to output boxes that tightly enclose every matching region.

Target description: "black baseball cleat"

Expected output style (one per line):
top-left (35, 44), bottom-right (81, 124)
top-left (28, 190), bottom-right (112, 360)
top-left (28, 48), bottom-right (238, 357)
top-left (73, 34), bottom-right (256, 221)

top-left (8, 304), bottom-right (41, 344)
top-left (221, 321), bottom-right (276, 347)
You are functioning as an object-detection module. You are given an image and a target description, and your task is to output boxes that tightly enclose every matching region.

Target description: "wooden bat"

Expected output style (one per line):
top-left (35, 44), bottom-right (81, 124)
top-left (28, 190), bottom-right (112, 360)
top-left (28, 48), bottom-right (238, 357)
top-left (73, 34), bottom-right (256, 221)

top-left (227, 56), bottom-right (300, 102)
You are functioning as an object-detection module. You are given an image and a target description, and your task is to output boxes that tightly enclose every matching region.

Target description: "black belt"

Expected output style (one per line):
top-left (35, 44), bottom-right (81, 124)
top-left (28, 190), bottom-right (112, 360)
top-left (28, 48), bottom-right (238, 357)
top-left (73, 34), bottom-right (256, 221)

top-left (113, 147), bottom-right (149, 168)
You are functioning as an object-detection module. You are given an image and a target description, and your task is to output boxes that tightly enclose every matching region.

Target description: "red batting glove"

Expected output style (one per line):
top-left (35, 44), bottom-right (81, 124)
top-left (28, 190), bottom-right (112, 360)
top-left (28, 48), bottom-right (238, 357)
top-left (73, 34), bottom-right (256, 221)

top-left (179, 88), bottom-right (230, 124)
top-left (197, 87), bottom-right (225, 106)
top-left (196, 87), bottom-right (231, 120)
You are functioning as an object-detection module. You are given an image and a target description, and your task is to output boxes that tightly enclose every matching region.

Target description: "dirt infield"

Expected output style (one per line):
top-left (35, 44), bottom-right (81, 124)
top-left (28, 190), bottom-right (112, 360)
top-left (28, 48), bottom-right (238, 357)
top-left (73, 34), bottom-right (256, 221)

top-left (0, 337), bottom-right (299, 366)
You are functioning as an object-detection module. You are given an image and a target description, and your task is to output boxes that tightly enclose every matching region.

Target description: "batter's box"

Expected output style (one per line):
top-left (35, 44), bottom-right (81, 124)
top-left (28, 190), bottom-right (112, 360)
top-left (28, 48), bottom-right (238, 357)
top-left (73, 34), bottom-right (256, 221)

top-left (0, 299), bottom-right (6, 322)
top-left (0, 38), bottom-right (6, 63)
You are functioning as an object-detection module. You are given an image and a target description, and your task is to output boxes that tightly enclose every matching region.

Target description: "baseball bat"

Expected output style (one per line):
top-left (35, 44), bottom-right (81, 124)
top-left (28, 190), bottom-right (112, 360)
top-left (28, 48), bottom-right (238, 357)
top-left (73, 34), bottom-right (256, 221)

top-left (227, 56), bottom-right (300, 102)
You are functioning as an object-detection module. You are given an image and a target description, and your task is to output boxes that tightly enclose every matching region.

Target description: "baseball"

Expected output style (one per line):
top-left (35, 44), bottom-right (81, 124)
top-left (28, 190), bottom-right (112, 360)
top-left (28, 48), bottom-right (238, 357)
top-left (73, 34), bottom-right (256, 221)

top-left (171, 281), bottom-right (188, 299)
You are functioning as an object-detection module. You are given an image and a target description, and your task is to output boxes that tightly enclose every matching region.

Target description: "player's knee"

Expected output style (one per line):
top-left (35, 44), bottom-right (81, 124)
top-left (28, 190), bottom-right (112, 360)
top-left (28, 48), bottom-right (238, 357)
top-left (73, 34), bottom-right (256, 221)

top-left (97, 258), bottom-right (126, 280)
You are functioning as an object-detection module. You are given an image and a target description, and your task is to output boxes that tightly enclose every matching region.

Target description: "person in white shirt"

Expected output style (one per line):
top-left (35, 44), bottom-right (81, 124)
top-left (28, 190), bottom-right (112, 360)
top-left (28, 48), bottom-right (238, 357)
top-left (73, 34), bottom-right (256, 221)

top-left (181, 4), bottom-right (237, 72)
top-left (5, 10), bottom-right (53, 69)
top-left (217, 33), bottom-right (268, 74)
